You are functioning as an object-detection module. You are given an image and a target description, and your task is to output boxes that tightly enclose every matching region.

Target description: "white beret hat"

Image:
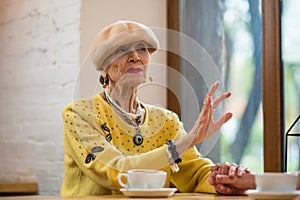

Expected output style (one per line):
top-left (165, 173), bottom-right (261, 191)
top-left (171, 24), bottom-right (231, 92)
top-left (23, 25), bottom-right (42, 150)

top-left (89, 20), bottom-right (159, 71)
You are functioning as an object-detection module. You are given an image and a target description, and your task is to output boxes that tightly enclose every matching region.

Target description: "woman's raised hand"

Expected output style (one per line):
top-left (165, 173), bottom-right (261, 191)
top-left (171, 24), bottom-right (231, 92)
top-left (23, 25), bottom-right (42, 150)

top-left (175, 81), bottom-right (232, 155)
top-left (188, 81), bottom-right (232, 147)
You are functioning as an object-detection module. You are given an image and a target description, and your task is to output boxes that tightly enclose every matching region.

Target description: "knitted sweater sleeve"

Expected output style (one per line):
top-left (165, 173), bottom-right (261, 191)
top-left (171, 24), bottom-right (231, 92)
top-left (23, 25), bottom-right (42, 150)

top-left (168, 112), bottom-right (217, 194)
top-left (170, 147), bottom-right (216, 193)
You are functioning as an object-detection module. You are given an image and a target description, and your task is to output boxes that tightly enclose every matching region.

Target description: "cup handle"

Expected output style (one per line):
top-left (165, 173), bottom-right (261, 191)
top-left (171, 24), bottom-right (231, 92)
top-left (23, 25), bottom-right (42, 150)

top-left (118, 173), bottom-right (128, 188)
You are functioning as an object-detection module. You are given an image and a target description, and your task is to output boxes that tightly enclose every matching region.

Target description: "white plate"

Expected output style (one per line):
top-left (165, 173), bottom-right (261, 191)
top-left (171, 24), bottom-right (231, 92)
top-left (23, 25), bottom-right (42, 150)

top-left (120, 188), bottom-right (177, 197)
top-left (245, 189), bottom-right (300, 199)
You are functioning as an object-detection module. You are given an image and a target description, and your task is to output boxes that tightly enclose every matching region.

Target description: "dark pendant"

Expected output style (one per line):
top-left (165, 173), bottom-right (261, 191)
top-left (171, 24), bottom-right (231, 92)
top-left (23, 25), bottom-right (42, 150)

top-left (133, 133), bottom-right (143, 145)
top-left (136, 116), bottom-right (141, 124)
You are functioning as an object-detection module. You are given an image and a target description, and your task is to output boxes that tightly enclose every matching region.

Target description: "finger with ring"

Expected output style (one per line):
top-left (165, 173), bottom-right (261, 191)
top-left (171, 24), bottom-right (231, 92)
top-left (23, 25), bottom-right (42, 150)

top-left (237, 164), bottom-right (244, 176)
top-left (229, 163), bottom-right (237, 176)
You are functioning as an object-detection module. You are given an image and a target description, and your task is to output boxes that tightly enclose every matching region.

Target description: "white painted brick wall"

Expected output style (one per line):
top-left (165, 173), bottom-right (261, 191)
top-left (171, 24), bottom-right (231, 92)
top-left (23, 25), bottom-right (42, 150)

top-left (0, 0), bottom-right (81, 195)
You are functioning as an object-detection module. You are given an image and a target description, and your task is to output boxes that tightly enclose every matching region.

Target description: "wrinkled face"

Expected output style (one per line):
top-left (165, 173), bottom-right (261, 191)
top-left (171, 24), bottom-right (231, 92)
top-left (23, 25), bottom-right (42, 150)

top-left (104, 41), bottom-right (151, 88)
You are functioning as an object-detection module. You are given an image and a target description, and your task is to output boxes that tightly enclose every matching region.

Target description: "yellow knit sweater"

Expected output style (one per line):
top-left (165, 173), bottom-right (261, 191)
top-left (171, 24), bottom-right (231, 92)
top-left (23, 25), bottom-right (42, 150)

top-left (60, 93), bottom-right (216, 196)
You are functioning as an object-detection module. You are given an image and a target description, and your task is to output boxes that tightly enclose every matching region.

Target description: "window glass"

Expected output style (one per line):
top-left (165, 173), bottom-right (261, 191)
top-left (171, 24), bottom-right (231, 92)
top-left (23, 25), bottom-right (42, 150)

top-left (221, 0), bottom-right (263, 173)
top-left (179, 0), bottom-right (263, 173)
top-left (282, 0), bottom-right (300, 172)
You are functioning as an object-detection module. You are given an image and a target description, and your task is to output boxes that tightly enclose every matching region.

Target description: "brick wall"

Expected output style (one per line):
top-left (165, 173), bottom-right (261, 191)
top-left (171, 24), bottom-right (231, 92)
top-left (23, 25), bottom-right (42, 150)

top-left (0, 0), bottom-right (80, 195)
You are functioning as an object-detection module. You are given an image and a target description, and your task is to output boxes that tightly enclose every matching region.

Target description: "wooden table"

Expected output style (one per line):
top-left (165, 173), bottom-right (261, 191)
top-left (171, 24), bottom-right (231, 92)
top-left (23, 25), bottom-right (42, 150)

top-left (0, 193), bottom-right (252, 200)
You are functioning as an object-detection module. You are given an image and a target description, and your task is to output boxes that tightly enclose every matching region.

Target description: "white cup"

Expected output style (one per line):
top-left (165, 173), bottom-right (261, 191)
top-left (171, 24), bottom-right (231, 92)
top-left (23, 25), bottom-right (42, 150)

top-left (118, 169), bottom-right (167, 189)
top-left (255, 172), bottom-right (298, 192)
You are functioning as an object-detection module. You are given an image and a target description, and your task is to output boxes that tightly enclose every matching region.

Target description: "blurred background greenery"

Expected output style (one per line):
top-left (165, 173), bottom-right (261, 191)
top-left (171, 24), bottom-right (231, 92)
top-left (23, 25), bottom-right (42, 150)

top-left (220, 0), bottom-right (299, 173)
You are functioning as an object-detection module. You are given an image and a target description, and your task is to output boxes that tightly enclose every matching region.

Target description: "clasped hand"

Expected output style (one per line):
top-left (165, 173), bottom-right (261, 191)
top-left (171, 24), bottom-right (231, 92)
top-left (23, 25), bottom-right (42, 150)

top-left (209, 162), bottom-right (256, 195)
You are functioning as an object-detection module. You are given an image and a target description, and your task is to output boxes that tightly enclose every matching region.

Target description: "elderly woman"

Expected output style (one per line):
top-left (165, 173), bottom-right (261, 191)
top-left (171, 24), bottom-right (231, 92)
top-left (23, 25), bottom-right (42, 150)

top-left (60, 20), bottom-right (236, 197)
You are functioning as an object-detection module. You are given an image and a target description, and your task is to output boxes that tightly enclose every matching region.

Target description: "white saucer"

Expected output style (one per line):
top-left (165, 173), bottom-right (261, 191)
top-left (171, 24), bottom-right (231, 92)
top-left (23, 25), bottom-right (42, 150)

top-left (245, 189), bottom-right (300, 199)
top-left (120, 188), bottom-right (177, 197)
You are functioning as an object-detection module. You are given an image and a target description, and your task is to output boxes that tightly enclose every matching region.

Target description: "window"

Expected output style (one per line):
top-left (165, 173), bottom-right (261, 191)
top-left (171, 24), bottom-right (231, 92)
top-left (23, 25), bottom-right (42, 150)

top-left (176, 0), bottom-right (263, 173)
top-left (168, 0), bottom-right (287, 172)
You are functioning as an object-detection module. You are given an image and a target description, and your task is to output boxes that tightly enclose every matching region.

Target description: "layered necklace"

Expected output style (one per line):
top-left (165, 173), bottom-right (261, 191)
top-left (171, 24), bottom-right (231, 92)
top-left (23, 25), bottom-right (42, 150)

top-left (104, 89), bottom-right (144, 145)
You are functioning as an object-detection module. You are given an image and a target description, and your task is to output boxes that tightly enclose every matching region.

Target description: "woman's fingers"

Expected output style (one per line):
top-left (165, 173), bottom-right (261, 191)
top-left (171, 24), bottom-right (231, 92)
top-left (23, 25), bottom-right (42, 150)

top-left (245, 168), bottom-right (251, 173)
top-left (229, 164), bottom-right (246, 177)
top-left (237, 165), bottom-right (246, 176)
top-left (229, 163), bottom-right (238, 177)
top-left (219, 162), bottom-right (244, 177)
top-left (211, 163), bottom-right (221, 172)
top-left (218, 162), bottom-right (248, 177)
top-left (189, 94), bottom-right (214, 146)
top-left (205, 81), bottom-right (230, 110)
top-left (207, 112), bottom-right (233, 134)
top-left (208, 81), bottom-right (220, 97)
top-left (206, 82), bottom-right (231, 113)
top-left (199, 94), bottom-right (212, 122)
top-left (215, 184), bottom-right (234, 195)
top-left (208, 171), bottom-right (217, 185)
top-left (192, 81), bottom-right (231, 144)
top-left (220, 162), bottom-right (230, 175)
top-left (213, 92), bottom-right (231, 109)
top-left (198, 97), bottom-right (213, 140)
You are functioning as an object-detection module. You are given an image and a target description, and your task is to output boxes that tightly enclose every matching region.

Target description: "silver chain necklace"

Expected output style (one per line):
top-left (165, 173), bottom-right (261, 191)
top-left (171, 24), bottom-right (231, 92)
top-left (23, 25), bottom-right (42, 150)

top-left (103, 89), bottom-right (144, 146)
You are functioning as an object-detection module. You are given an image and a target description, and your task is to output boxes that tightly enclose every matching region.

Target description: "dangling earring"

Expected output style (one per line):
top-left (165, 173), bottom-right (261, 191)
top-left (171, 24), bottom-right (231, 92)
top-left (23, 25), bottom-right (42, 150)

top-left (99, 75), bottom-right (109, 89)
